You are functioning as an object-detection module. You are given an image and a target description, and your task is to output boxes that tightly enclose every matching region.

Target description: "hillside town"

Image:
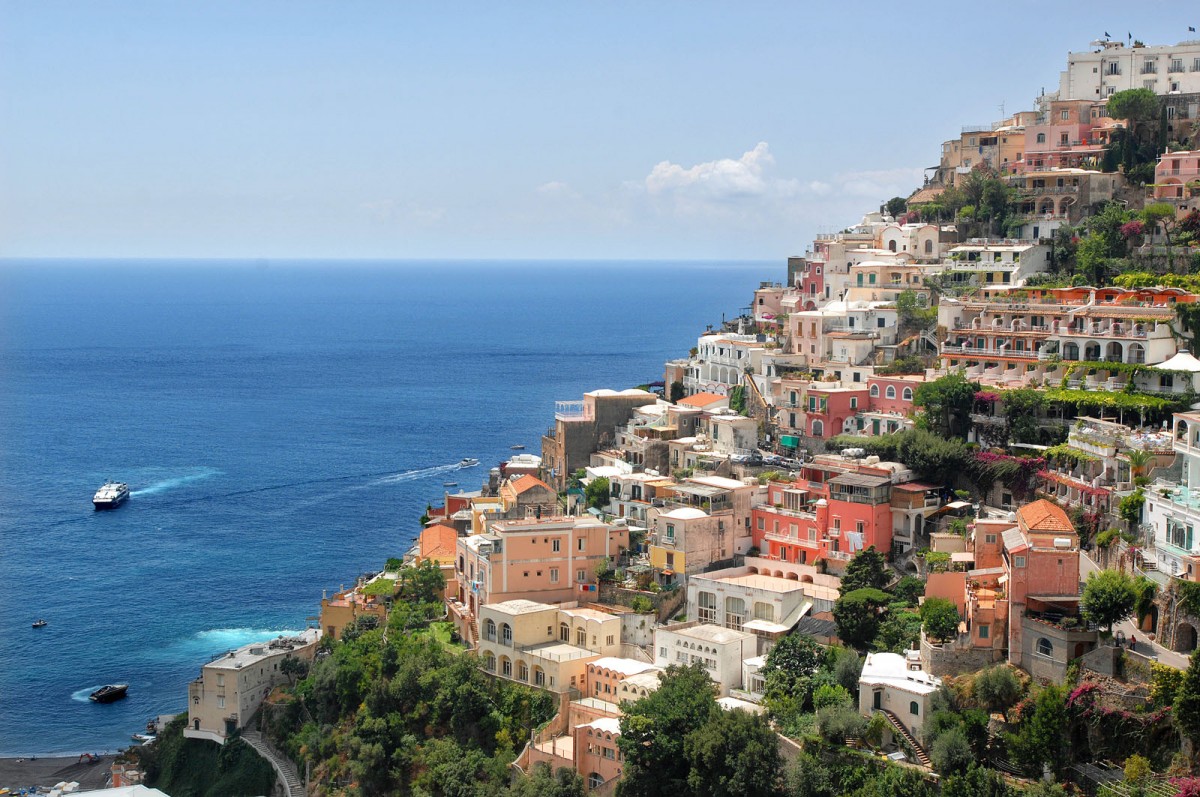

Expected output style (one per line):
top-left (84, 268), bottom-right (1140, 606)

top-left (121, 36), bottom-right (1200, 797)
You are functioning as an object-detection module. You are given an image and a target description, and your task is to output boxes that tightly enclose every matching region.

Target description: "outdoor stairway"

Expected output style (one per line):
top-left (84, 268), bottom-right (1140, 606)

top-left (877, 709), bottom-right (931, 768)
top-left (242, 729), bottom-right (305, 797)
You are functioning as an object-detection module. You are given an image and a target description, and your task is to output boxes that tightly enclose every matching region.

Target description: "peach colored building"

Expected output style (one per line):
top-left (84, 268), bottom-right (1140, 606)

top-left (1154, 149), bottom-right (1200, 201)
top-left (448, 517), bottom-right (629, 644)
top-left (498, 474), bottom-right (557, 519)
top-left (584, 657), bottom-right (661, 702)
top-left (417, 523), bottom-right (459, 601)
top-left (575, 717), bottom-right (624, 791)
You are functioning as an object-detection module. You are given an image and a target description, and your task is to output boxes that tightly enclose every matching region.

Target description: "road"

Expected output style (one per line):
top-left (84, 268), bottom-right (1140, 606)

top-left (1080, 551), bottom-right (1192, 671)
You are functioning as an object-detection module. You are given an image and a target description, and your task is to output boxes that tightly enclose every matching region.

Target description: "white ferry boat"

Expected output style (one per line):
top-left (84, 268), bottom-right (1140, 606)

top-left (458, 458), bottom-right (479, 468)
top-left (93, 481), bottom-right (130, 510)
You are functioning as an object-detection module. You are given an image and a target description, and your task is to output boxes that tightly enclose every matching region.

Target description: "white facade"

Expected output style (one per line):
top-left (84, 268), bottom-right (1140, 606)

top-left (686, 565), bottom-right (837, 640)
top-left (857, 650), bottom-right (941, 737)
top-left (686, 333), bottom-right (764, 396)
top-left (938, 241), bottom-right (1051, 287)
top-left (653, 622), bottom-right (757, 696)
top-left (1147, 412), bottom-right (1200, 579)
top-left (1059, 40), bottom-right (1200, 100)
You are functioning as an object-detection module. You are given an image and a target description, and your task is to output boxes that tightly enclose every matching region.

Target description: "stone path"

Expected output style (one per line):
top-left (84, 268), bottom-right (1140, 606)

top-left (242, 729), bottom-right (305, 797)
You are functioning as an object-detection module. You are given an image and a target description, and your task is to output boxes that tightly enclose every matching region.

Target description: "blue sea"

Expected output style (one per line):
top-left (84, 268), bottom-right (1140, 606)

top-left (0, 259), bottom-right (767, 756)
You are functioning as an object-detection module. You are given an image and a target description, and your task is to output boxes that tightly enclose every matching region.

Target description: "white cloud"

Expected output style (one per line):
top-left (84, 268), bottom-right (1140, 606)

top-left (645, 142), bottom-right (779, 200)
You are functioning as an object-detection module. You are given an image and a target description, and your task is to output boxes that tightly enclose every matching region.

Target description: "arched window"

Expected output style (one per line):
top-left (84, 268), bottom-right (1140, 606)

top-left (1037, 638), bottom-right (1053, 657)
top-left (812, 419), bottom-right (824, 437)
top-left (1062, 342), bottom-right (1079, 360)
top-left (924, 239), bottom-right (933, 254)
top-left (559, 622), bottom-right (569, 642)
top-left (1036, 132), bottom-right (1046, 143)
top-left (501, 656), bottom-right (512, 676)
top-left (518, 661), bottom-right (528, 681)
top-left (870, 385), bottom-right (880, 397)
top-left (902, 387), bottom-right (913, 401)
top-left (589, 774), bottom-right (604, 789)
top-left (1129, 342), bottom-right (1146, 364)
top-left (483, 651), bottom-right (496, 672)
top-left (501, 623), bottom-right (512, 645)
top-left (886, 386), bottom-right (896, 399)
top-left (484, 618), bottom-right (496, 642)
top-left (910, 701), bottom-right (920, 716)
top-left (888, 240), bottom-right (897, 252)
top-left (869, 273), bottom-right (877, 285)
top-left (725, 597), bottom-right (747, 630)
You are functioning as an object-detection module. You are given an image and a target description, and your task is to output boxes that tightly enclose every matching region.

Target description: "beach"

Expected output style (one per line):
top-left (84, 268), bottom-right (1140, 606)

top-left (0, 755), bottom-right (115, 792)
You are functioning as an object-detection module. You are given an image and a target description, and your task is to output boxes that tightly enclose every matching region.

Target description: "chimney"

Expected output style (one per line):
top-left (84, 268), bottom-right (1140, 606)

top-left (815, 498), bottom-right (829, 530)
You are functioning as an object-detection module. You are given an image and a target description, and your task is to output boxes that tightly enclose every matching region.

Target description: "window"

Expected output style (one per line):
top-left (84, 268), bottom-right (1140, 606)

top-left (483, 651), bottom-right (496, 671)
top-left (502, 658), bottom-right (512, 676)
top-left (910, 701), bottom-right (920, 716)
top-left (850, 397), bottom-right (857, 409)
top-left (577, 569), bottom-right (586, 582)
top-left (217, 674), bottom-right (224, 686)
top-left (550, 567), bottom-right (559, 583)
top-left (1037, 638), bottom-right (1053, 657)
top-left (1036, 132), bottom-right (1046, 144)
top-left (870, 385), bottom-right (880, 397)
top-left (985, 534), bottom-right (996, 544)
top-left (885, 385), bottom-right (896, 399)
top-left (217, 696), bottom-right (225, 709)
top-left (902, 387), bottom-right (913, 400)
top-left (1142, 58), bottom-right (1157, 74)
top-left (484, 618), bottom-right (497, 642)
top-left (578, 537), bottom-right (585, 551)
top-left (534, 669), bottom-right (545, 686)
top-left (1013, 556), bottom-right (1026, 568)
top-left (589, 774), bottom-right (604, 789)
top-left (979, 624), bottom-right (990, 639)
top-left (560, 622), bottom-right (569, 642)
top-left (877, 317), bottom-right (885, 328)
top-left (1107, 62), bottom-right (1120, 75)
top-left (725, 597), bottom-right (746, 631)
top-left (552, 539), bottom-right (560, 552)
top-left (698, 591), bottom-right (717, 623)
top-left (501, 623), bottom-right (512, 645)
top-left (517, 662), bottom-right (528, 681)
top-left (1171, 58), bottom-right (1184, 73)
top-left (754, 601), bottom-right (773, 621)
top-left (666, 523), bottom-right (675, 540)
top-left (1060, 109), bottom-right (1069, 121)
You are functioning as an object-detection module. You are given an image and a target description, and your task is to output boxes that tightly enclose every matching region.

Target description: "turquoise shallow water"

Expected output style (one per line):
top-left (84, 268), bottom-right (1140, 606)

top-left (0, 259), bottom-right (766, 755)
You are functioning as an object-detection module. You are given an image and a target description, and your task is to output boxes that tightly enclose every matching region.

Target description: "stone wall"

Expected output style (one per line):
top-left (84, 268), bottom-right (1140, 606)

top-left (920, 635), bottom-right (1002, 677)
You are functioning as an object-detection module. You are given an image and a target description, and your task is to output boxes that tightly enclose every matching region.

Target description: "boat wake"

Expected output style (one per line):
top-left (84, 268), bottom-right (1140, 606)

top-left (130, 467), bottom-right (221, 497)
top-left (365, 463), bottom-right (463, 487)
top-left (70, 685), bottom-right (110, 703)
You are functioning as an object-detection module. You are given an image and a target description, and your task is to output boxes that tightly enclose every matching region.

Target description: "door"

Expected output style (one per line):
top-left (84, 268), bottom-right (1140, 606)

top-left (873, 691), bottom-right (882, 710)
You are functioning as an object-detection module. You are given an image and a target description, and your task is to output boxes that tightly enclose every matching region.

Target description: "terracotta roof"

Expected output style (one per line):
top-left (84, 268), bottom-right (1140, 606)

top-left (907, 186), bottom-right (945, 205)
top-left (678, 392), bottom-right (727, 408)
top-left (1017, 499), bottom-right (1075, 535)
top-left (419, 524), bottom-right (459, 562)
top-left (510, 474), bottom-right (552, 495)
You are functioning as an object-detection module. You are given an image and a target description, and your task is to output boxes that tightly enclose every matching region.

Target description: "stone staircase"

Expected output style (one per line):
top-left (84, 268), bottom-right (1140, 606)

top-left (877, 709), bottom-right (931, 768)
top-left (242, 729), bottom-right (305, 797)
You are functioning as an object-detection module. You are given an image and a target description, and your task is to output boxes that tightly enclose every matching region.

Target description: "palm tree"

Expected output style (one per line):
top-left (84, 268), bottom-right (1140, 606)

top-left (1125, 448), bottom-right (1152, 483)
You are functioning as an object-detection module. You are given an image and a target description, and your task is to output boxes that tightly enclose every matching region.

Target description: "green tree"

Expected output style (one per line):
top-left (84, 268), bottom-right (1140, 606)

top-left (584, 477), bottom-right (610, 511)
top-left (761, 633), bottom-right (823, 716)
top-left (913, 373), bottom-right (980, 440)
top-left (669, 381), bottom-right (685, 403)
top-left (397, 558), bottom-right (447, 605)
top-left (930, 725), bottom-right (974, 775)
top-left (892, 575), bottom-right (925, 606)
top-left (833, 588), bottom-right (889, 649)
top-left (783, 750), bottom-right (835, 797)
top-left (920, 597), bottom-right (960, 642)
top-left (972, 666), bottom-right (1021, 719)
top-left (896, 290), bottom-right (936, 330)
top-left (1007, 685), bottom-right (1069, 777)
top-left (683, 709), bottom-right (783, 797)
top-left (840, 546), bottom-right (890, 594)
top-left (617, 664), bottom-right (718, 797)
top-left (506, 763), bottom-right (585, 797)
top-left (1081, 569), bottom-right (1138, 633)
top-left (1118, 489), bottom-right (1145, 528)
top-left (885, 196), bottom-right (908, 218)
top-left (1174, 649), bottom-right (1200, 745)
top-left (940, 765), bottom-right (1012, 797)
top-left (812, 683), bottom-right (851, 711)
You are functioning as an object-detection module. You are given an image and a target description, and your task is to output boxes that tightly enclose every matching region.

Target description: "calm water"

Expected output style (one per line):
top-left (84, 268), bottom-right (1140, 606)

top-left (0, 259), bottom-right (767, 755)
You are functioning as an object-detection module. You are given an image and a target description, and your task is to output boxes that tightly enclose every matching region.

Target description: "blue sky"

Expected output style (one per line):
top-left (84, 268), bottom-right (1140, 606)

top-left (1, 2), bottom-right (1196, 260)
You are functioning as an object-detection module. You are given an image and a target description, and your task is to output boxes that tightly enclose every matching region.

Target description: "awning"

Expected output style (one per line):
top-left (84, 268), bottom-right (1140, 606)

top-left (780, 435), bottom-right (800, 448)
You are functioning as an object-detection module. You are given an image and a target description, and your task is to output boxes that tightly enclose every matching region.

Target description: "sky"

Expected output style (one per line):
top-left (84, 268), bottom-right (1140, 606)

top-left (1, 1), bottom-right (1197, 261)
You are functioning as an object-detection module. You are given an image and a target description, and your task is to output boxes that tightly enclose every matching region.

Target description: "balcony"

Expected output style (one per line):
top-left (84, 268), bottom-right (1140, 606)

top-left (942, 344), bottom-right (1039, 359)
top-left (555, 401), bottom-right (593, 422)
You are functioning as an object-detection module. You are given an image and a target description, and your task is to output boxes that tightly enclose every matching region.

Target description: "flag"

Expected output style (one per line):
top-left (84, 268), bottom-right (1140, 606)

top-left (1128, 32), bottom-right (1132, 40)
top-left (1190, 26), bottom-right (1196, 32)
top-left (1104, 31), bottom-right (1110, 37)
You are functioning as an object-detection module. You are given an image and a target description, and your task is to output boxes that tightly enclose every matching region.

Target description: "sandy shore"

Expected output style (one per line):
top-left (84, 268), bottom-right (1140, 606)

top-left (0, 755), bottom-right (115, 791)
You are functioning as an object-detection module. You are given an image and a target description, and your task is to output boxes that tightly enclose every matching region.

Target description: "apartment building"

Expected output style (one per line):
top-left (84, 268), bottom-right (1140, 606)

top-left (653, 621), bottom-right (757, 696)
top-left (936, 240), bottom-right (1050, 288)
top-left (541, 388), bottom-right (657, 492)
top-left (497, 474), bottom-right (557, 520)
top-left (1154, 149), bottom-right (1200, 201)
top-left (1058, 39), bottom-right (1200, 100)
top-left (475, 600), bottom-right (622, 696)
top-left (857, 651), bottom-right (941, 738)
top-left (683, 333), bottom-right (765, 397)
top-left (646, 476), bottom-right (763, 578)
top-left (1146, 412), bottom-right (1200, 581)
top-left (938, 286), bottom-right (1194, 389)
top-left (934, 112), bottom-right (1038, 185)
top-left (449, 517), bottom-right (629, 642)
top-left (1006, 168), bottom-right (1124, 240)
top-left (185, 629), bottom-right (320, 744)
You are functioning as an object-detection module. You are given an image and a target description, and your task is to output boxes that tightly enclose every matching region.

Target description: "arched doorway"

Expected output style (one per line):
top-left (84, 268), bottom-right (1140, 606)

top-left (1140, 604), bottom-right (1159, 633)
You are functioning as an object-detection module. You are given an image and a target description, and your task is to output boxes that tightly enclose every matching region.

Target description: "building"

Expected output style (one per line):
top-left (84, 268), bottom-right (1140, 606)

top-left (318, 575), bottom-right (391, 640)
top-left (584, 657), bottom-right (662, 702)
top-left (414, 523), bottom-right (460, 600)
top-left (1146, 412), bottom-right (1200, 580)
top-left (475, 600), bottom-right (622, 696)
top-left (936, 240), bottom-right (1050, 288)
top-left (184, 629), bottom-right (320, 744)
top-left (1057, 39), bottom-right (1200, 100)
top-left (857, 650), bottom-right (941, 738)
top-left (498, 474), bottom-right (557, 519)
top-left (653, 621), bottom-right (757, 696)
top-left (1153, 149), bottom-right (1200, 202)
top-left (449, 516), bottom-right (629, 643)
top-left (541, 388), bottom-right (658, 492)
top-left (646, 476), bottom-right (763, 578)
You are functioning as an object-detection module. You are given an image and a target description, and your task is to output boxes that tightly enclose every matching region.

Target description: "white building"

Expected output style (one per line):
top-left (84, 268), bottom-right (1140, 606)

top-left (1146, 411), bottom-right (1200, 579)
top-left (685, 333), bottom-right (765, 396)
top-left (185, 629), bottom-right (320, 744)
top-left (653, 621), bottom-right (757, 696)
top-left (686, 564), bottom-right (839, 649)
top-left (936, 241), bottom-right (1050, 288)
top-left (1058, 39), bottom-right (1200, 100)
top-left (857, 650), bottom-right (941, 737)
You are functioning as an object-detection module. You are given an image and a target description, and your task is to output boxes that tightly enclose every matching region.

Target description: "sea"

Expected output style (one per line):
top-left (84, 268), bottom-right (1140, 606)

top-left (0, 259), bottom-right (769, 756)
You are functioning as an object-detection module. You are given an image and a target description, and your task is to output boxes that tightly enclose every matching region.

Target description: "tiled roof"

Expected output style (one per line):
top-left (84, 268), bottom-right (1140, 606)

top-left (1017, 499), bottom-right (1075, 534)
top-left (678, 392), bottom-right (727, 407)
top-left (510, 474), bottom-right (552, 495)
top-left (420, 524), bottom-right (459, 561)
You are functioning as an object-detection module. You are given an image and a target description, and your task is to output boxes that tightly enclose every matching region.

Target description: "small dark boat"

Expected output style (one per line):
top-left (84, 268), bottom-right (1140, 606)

top-left (32, 619), bottom-right (47, 629)
top-left (90, 684), bottom-right (129, 703)
top-left (510, 445), bottom-right (525, 450)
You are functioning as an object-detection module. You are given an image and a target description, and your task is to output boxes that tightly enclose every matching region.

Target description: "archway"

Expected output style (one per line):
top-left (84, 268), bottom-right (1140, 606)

top-left (1105, 342), bottom-right (1122, 362)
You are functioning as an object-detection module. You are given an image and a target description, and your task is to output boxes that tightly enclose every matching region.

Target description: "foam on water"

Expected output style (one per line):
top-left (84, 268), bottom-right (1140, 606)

top-left (367, 463), bottom-right (463, 486)
top-left (71, 685), bottom-right (111, 703)
top-left (130, 467), bottom-right (221, 497)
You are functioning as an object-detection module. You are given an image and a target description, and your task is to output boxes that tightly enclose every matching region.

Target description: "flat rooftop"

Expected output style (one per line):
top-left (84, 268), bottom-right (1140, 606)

top-left (206, 629), bottom-right (319, 671)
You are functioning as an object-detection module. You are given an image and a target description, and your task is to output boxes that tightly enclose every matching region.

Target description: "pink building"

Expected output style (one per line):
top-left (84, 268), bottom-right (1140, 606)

top-left (1154, 150), bottom-right (1200, 200)
top-left (449, 517), bottom-right (630, 645)
top-left (804, 385), bottom-right (869, 439)
top-left (866, 376), bottom-right (920, 414)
